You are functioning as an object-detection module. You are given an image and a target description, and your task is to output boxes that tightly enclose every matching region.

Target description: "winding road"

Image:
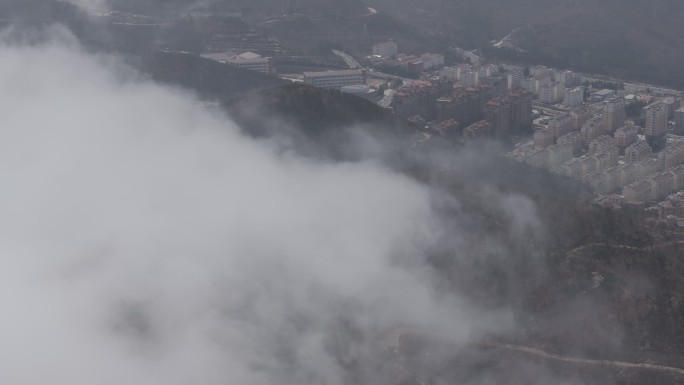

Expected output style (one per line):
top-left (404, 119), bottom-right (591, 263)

top-left (492, 343), bottom-right (684, 377)
top-left (332, 49), bottom-right (362, 70)
top-left (566, 239), bottom-right (684, 259)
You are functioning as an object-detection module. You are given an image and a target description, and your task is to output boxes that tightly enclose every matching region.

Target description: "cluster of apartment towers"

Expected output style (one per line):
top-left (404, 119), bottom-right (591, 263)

top-left (518, 97), bottom-right (684, 203)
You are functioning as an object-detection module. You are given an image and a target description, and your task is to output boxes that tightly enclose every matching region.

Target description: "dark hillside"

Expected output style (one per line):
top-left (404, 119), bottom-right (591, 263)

top-left (133, 52), bottom-right (288, 102)
top-left (228, 83), bottom-right (398, 136)
top-left (132, 53), bottom-right (404, 156)
top-left (0, 0), bottom-right (86, 28)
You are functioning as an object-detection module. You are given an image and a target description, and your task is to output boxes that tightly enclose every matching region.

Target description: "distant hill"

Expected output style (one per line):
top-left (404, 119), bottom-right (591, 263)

top-left (104, 0), bottom-right (369, 18)
top-left (367, 0), bottom-right (684, 88)
top-left (0, 0), bottom-right (85, 26)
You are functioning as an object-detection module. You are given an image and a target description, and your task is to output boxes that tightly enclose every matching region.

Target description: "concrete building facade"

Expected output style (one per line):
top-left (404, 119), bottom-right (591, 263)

top-left (603, 97), bottom-right (626, 134)
top-left (373, 41), bottom-right (398, 57)
top-left (303, 70), bottom-right (365, 89)
top-left (564, 87), bottom-right (584, 107)
top-left (614, 125), bottom-right (638, 151)
top-left (644, 101), bottom-right (669, 143)
top-left (200, 51), bottom-right (274, 74)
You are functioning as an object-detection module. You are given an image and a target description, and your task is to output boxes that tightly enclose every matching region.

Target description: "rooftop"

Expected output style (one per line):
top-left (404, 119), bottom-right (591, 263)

top-left (236, 52), bottom-right (262, 60)
top-left (201, 51), bottom-right (269, 63)
top-left (594, 89), bottom-right (615, 96)
top-left (303, 69), bottom-right (363, 77)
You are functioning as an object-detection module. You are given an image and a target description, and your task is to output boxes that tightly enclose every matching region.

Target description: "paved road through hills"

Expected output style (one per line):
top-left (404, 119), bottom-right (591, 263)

top-left (491, 343), bottom-right (684, 377)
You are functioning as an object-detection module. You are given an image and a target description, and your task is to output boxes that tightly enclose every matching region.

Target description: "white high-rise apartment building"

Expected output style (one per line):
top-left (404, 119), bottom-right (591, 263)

top-left (644, 101), bottom-right (669, 142)
top-left (564, 87), bottom-right (584, 107)
top-left (372, 41), bottom-right (398, 57)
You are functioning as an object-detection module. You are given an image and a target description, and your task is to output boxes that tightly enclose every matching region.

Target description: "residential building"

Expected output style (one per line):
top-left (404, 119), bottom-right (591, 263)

top-left (555, 70), bottom-right (581, 87)
top-left (675, 107), bottom-right (684, 131)
top-left (625, 140), bottom-right (652, 163)
top-left (447, 86), bottom-right (485, 127)
top-left (658, 141), bottom-right (684, 170)
top-left (548, 82), bottom-right (566, 103)
top-left (634, 158), bottom-right (659, 180)
top-left (407, 60), bottom-right (424, 75)
top-left (602, 167), bottom-right (622, 191)
top-left (508, 91), bottom-right (533, 133)
top-left (548, 114), bottom-right (574, 139)
top-left (547, 143), bottom-right (573, 169)
top-left (564, 87), bottom-right (584, 107)
top-left (420, 53), bottom-right (445, 71)
top-left (570, 106), bottom-right (592, 131)
top-left (522, 148), bottom-right (549, 169)
top-left (623, 180), bottom-right (653, 203)
top-left (620, 163), bottom-right (637, 187)
top-left (463, 120), bottom-right (490, 139)
top-left (434, 119), bottom-right (459, 136)
top-left (602, 97), bottom-right (626, 134)
top-left (485, 99), bottom-right (511, 139)
top-left (570, 106), bottom-right (592, 130)
top-left (590, 89), bottom-right (616, 102)
top-left (534, 128), bottom-right (554, 148)
top-left (530, 75), bottom-right (553, 95)
top-left (672, 165), bottom-right (684, 190)
top-left (589, 135), bottom-right (617, 156)
top-left (507, 71), bottom-right (522, 90)
top-left (582, 156), bottom-right (598, 176)
top-left (662, 96), bottom-right (678, 118)
top-left (530, 66), bottom-right (554, 78)
top-left (581, 117), bottom-right (603, 144)
top-left (554, 70), bottom-right (568, 85)
top-left (478, 64), bottom-right (500, 78)
top-left (586, 173), bottom-right (609, 195)
top-left (520, 78), bottom-right (535, 94)
top-left (436, 97), bottom-right (456, 122)
top-left (644, 101), bottom-right (669, 143)
top-left (406, 115), bottom-right (426, 129)
top-left (461, 70), bottom-right (479, 87)
top-left (560, 158), bottom-right (583, 179)
top-left (454, 64), bottom-right (471, 80)
top-left (558, 132), bottom-right (583, 151)
top-left (392, 80), bottom-right (438, 119)
top-left (481, 76), bottom-right (508, 98)
top-left (650, 172), bottom-right (675, 201)
top-left (593, 151), bottom-right (618, 172)
top-left (303, 70), bottom-right (365, 89)
top-left (439, 67), bottom-right (458, 81)
top-left (658, 192), bottom-right (684, 219)
top-left (614, 125), bottom-right (638, 152)
top-left (373, 41), bottom-right (398, 57)
top-left (200, 51), bottom-right (273, 74)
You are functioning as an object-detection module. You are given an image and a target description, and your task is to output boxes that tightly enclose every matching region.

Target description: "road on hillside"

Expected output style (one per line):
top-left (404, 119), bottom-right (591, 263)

top-left (378, 89), bottom-right (396, 108)
top-left (389, 323), bottom-right (684, 380)
top-left (490, 343), bottom-right (684, 377)
top-left (332, 49), bottom-right (362, 69)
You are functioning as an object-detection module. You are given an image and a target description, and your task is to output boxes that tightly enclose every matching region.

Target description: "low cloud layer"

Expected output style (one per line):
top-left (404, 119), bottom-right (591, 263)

top-left (0, 31), bottom-right (516, 384)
